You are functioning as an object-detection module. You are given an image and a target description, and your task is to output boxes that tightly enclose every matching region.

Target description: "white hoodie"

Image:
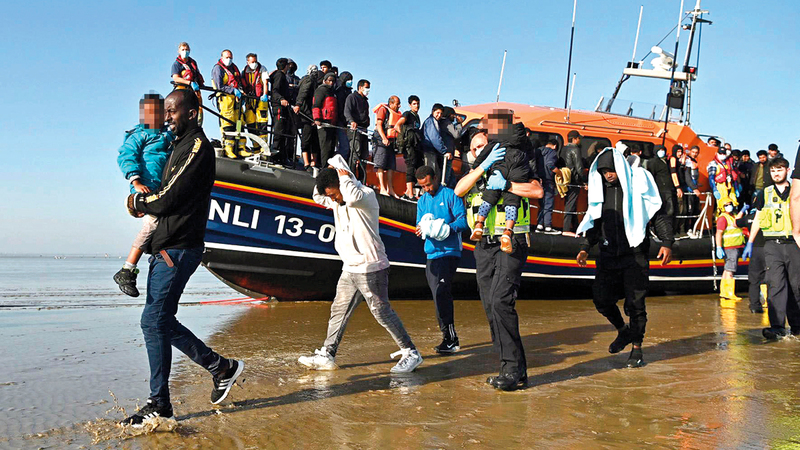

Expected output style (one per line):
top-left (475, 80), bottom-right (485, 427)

top-left (312, 155), bottom-right (390, 273)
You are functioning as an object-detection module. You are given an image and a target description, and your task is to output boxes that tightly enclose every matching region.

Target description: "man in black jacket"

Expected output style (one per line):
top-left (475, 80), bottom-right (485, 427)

top-left (559, 130), bottom-right (585, 236)
top-left (270, 58), bottom-right (295, 166)
top-left (335, 71), bottom-right (354, 158)
top-left (293, 64), bottom-right (320, 171)
top-left (643, 145), bottom-right (676, 220)
top-left (313, 73), bottom-right (339, 165)
top-left (120, 89), bottom-right (243, 428)
top-left (344, 79), bottom-right (371, 176)
top-left (576, 148), bottom-right (673, 368)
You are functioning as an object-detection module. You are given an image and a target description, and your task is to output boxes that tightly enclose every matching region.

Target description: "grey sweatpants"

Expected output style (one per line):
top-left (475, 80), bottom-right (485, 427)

top-left (322, 268), bottom-right (414, 357)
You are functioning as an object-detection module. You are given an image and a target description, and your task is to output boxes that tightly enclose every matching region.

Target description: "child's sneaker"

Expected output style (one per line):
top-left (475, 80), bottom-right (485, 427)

top-left (500, 229), bottom-right (514, 254)
top-left (113, 267), bottom-right (140, 298)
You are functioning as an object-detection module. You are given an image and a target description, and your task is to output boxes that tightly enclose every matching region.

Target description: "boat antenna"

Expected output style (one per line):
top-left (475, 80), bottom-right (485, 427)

top-left (566, 73), bottom-right (577, 122)
top-left (661, 0), bottom-right (685, 146)
top-left (496, 50), bottom-right (507, 103)
top-left (631, 5), bottom-right (644, 64)
top-left (564, 0), bottom-right (577, 109)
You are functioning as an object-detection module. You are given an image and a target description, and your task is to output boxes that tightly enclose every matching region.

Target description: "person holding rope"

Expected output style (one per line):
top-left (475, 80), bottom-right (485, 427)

top-left (241, 53), bottom-right (270, 155)
top-left (211, 49), bottom-right (246, 159)
top-left (170, 42), bottom-right (204, 126)
top-left (454, 119), bottom-right (543, 391)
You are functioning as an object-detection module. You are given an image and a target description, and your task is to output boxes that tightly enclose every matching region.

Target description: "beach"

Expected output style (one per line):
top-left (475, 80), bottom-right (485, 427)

top-left (5, 261), bottom-right (800, 448)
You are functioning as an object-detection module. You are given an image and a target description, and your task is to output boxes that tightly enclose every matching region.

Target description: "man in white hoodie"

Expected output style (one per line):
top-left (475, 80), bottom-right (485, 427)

top-left (298, 158), bottom-right (423, 373)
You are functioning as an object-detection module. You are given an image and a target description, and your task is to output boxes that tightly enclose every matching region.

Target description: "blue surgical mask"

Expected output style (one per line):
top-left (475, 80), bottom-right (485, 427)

top-left (657, 150), bottom-right (666, 158)
top-left (345, 80), bottom-right (353, 88)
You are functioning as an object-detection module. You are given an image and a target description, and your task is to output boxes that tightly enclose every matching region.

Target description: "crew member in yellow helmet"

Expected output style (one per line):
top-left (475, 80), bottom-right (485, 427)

top-left (714, 197), bottom-right (745, 300)
top-left (743, 157), bottom-right (800, 340)
top-left (211, 49), bottom-right (246, 158)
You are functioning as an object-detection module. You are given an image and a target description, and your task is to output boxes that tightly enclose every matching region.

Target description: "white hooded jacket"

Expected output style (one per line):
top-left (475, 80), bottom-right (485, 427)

top-left (312, 155), bottom-right (390, 273)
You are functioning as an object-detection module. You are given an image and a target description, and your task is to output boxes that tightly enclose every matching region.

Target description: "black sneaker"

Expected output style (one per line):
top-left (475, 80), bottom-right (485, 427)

top-left (486, 372), bottom-right (528, 391)
top-left (608, 325), bottom-right (633, 354)
top-left (113, 267), bottom-right (139, 297)
top-left (434, 335), bottom-right (460, 354)
top-left (626, 347), bottom-right (644, 368)
top-left (211, 359), bottom-right (244, 404)
top-left (763, 327), bottom-right (788, 341)
top-left (750, 306), bottom-right (764, 314)
top-left (119, 399), bottom-right (173, 428)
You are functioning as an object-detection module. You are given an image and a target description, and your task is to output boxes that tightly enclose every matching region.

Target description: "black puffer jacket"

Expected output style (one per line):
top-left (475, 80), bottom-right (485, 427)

top-left (295, 74), bottom-right (316, 125)
top-left (335, 72), bottom-right (353, 127)
top-left (558, 143), bottom-right (585, 184)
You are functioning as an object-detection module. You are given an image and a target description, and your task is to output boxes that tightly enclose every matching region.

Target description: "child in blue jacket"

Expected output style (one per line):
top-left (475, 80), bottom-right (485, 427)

top-left (113, 93), bottom-right (174, 297)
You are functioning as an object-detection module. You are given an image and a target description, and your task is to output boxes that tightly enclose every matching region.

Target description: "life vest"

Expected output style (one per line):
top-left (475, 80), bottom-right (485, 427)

top-left (216, 60), bottom-right (242, 89)
top-left (720, 212), bottom-right (745, 247)
top-left (759, 185), bottom-right (792, 238)
top-left (176, 56), bottom-right (203, 84)
top-left (466, 185), bottom-right (531, 236)
top-left (242, 63), bottom-right (264, 98)
top-left (372, 104), bottom-right (402, 139)
top-left (712, 159), bottom-right (738, 185)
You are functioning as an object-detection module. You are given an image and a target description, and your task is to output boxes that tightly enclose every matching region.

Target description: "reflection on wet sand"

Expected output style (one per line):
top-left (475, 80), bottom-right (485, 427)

top-left (18, 295), bottom-right (800, 448)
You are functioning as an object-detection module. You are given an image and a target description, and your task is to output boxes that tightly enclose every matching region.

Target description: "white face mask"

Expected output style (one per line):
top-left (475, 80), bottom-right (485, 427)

top-left (657, 150), bottom-right (666, 158)
top-left (180, 50), bottom-right (189, 59)
top-left (362, 87), bottom-right (370, 97)
top-left (248, 62), bottom-right (257, 70)
top-left (717, 153), bottom-right (727, 161)
top-left (223, 58), bottom-right (232, 67)
top-left (724, 205), bottom-right (734, 213)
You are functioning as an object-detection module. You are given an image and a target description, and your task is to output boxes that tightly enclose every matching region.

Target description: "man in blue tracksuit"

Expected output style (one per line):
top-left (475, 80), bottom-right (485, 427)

top-left (415, 165), bottom-right (469, 353)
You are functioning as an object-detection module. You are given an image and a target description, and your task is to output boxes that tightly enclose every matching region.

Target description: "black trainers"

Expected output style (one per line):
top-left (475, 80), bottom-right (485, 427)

top-left (608, 325), bottom-right (633, 354)
top-left (434, 325), bottom-right (460, 354)
top-left (119, 399), bottom-right (173, 428)
top-left (763, 327), bottom-right (788, 341)
top-left (625, 346), bottom-right (644, 368)
top-left (113, 267), bottom-right (140, 297)
top-left (211, 359), bottom-right (244, 404)
top-left (486, 372), bottom-right (528, 391)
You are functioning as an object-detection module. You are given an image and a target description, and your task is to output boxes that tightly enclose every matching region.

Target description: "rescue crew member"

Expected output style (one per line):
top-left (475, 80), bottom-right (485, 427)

top-left (294, 64), bottom-right (321, 172)
top-left (211, 49), bottom-right (245, 159)
top-left (312, 73), bottom-right (339, 165)
top-left (415, 165), bottom-right (469, 354)
top-left (394, 95), bottom-right (423, 200)
top-left (373, 95), bottom-right (402, 197)
top-left (576, 145), bottom-right (673, 368)
top-left (241, 53), bottom-right (269, 155)
top-left (454, 127), bottom-right (543, 391)
top-left (270, 58), bottom-right (295, 166)
top-left (715, 198), bottom-right (745, 300)
top-left (170, 42), bottom-right (204, 126)
top-left (120, 89), bottom-right (244, 427)
top-left (744, 157), bottom-right (800, 340)
top-left (707, 147), bottom-right (740, 214)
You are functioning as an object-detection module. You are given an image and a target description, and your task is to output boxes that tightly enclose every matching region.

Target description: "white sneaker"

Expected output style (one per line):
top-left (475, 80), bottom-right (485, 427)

top-left (544, 226), bottom-right (560, 235)
top-left (390, 348), bottom-right (423, 373)
top-left (298, 347), bottom-right (338, 370)
top-left (536, 224), bottom-right (544, 232)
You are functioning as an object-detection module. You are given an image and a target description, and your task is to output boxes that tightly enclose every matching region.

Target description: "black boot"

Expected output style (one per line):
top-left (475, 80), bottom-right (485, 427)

top-left (608, 324), bottom-right (633, 354)
top-left (486, 372), bottom-right (528, 391)
top-left (113, 267), bottom-right (139, 298)
top-left (625, 346), bottom-right (644, 368)
top-left (434, 324), bottom-right (460, 354)
top-left (763, 327), bottom-right (788, 341)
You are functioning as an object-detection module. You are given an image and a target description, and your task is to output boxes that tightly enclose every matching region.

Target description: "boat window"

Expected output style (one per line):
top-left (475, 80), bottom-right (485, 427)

top-left (528, 130), bottom-right (563, 151)
top-left (579, 136), bottom-right (612, 166)
top-left (619, 140), bottom-right (655, 158)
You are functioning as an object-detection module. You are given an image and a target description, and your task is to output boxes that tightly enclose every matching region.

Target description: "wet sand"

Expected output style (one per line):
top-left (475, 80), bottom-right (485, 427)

top-left (12, 294), bottom-right (800, 449)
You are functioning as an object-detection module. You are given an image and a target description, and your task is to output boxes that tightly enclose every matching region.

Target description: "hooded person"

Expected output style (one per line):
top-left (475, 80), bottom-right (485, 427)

top-left (294, 64), bottom-right (321, 171)
top-left (576, 143), bottom-right (674, 368)
top-left (334, 71), bottom-right (354, 157)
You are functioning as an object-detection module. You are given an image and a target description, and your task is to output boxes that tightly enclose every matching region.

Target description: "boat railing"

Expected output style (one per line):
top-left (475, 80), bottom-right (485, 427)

top-left (596, 97), bottom-right (682, 123)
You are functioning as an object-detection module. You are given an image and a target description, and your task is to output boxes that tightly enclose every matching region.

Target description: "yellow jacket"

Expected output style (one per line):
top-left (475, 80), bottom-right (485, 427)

top-left (555, 167), bottom-right (572, 198)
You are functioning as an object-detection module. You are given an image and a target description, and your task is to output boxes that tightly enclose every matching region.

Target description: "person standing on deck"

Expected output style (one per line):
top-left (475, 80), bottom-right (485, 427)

top-left (241, 53), bottom-right (270, 155)
top-left (394, 95), bottom-right (423, 199)
top-left (294, 64), bottom-right (321, 172)
top-left (211, 49), bottom-right (246, 159)
top-left (269, 58), bottom-right (295, 166)
top-left (559, 130), bottom-right (585, 236)
top-left (373, 95), bottom-right (402, 197)
top-left (575, 145), bottom-right (673, 368)
top-left (344, 79), bottom-right (371, 177)
top-left (120, 89), bottom-right (244, 427)
top-left (298, 158), bottom-right (423, 373)
top-left (312, 73), bottom-right (339, 166)
top-left (415, 165), bottom-right (469, 354)
top-left (170, 42), bottom-right (204, 126)
top-left (454, 128), bottom-right (543, 391)
top-left (534, 139), bottom-right (560, 234)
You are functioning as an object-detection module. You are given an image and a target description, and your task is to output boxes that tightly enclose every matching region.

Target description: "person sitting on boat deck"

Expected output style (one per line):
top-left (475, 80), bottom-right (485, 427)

top-left (240, 53), bottom-right (269, 155)
top-left (113, 93), bottom-right (174, 298)
top-left (744, 157), bottom-right (800, 340)
top-left (170, 42), bottom-right (204, 126)
top-left (344, 79), bottom-right (371, 177)
top-left (334, 71), bottom-right (354, 159)
top-left (373, 95), bottom-right (403, 197)
top-left (394, 95), bottom-right (424, 199)
top-left (211, 49), bottom-right (247, 159)
top-left (120, 89), bottom-right (244, 427)
top-left (575, 144), bottom-right (673, 369)
top-left (767, 143), bottom-right (783, 161)
top-left (469, 109), bottom-right (531, 254)
top-left (415, 165), bottom-right (469, 354)
top-left (708, 147), bottom-right (741, 214)
top-left (299, 156), bottom-right (423, 373)
top-left (715, 198), bottom-right (746, 300)
top-left (558, 130), bottom-right (586, 237)
top-left (294, 64), bottom-right (321, 173)
top-left (684, 145), bottom-right (702, 237)
top-left (269, 58), bottom-right (296, 166)
top-left (454, 133), bottom-right (543, 392)
top-left (313, 73), bottom-right (339, 166)
top-left (534, 139), bottom-right (561, 234)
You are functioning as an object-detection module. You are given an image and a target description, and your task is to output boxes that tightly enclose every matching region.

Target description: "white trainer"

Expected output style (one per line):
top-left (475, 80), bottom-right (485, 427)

top-left (390, 348), bottom-right (423, 373)
top-left (298, 347), bottom-right (338, 370)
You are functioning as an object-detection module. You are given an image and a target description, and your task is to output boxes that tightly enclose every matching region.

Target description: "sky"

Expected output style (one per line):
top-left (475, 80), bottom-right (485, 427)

top-left (1, 0), bottom-right (798, 255)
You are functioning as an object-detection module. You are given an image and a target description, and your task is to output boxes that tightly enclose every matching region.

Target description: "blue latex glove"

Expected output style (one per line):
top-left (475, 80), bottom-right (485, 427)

top-left (260, 94), bottom-right (268, 102)
top-left (233, 88), bottom-right (242, 99)
top-left (715, 247), bottom-right (725, 259)
top-left (479, 143), bottom-right (506, 171)
top-left (190, 81), bottom-right (199, 91)
top-left (742, 242), bottom-right (753, 261)
top-left (740, 204), bottom-right (749, 215)
top-left (486, 170), bottom-right (508, 190)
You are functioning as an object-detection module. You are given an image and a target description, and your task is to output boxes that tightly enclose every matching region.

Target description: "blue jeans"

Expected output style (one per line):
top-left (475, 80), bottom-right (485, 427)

top-left (141, 246), bottom-right (227, 405)
top-left (537, 180), bottom-right (555, 227)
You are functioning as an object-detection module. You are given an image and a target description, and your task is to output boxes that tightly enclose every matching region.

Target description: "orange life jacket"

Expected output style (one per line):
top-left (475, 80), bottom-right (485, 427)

top-left (176, 56), bottom-right (204, 84)
top-left (216, 60), bottom-right (242, 89)
top-left (241, 63), bottom-right (264, 97)
top-left (372, 103), bottom-right (402, 139)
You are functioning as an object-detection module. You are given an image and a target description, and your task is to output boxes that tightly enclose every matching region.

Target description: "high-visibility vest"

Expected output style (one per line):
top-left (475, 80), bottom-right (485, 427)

top-left (720, 212), bottom-right (745, 247)
top-left (466, 188), bottom-right (530, 236)
top-left (759, 185), bottom-right (792, 238)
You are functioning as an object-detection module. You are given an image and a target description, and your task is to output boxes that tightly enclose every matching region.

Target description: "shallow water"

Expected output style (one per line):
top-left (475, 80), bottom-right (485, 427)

top-left (9, 290), bottom-right (800, 449)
